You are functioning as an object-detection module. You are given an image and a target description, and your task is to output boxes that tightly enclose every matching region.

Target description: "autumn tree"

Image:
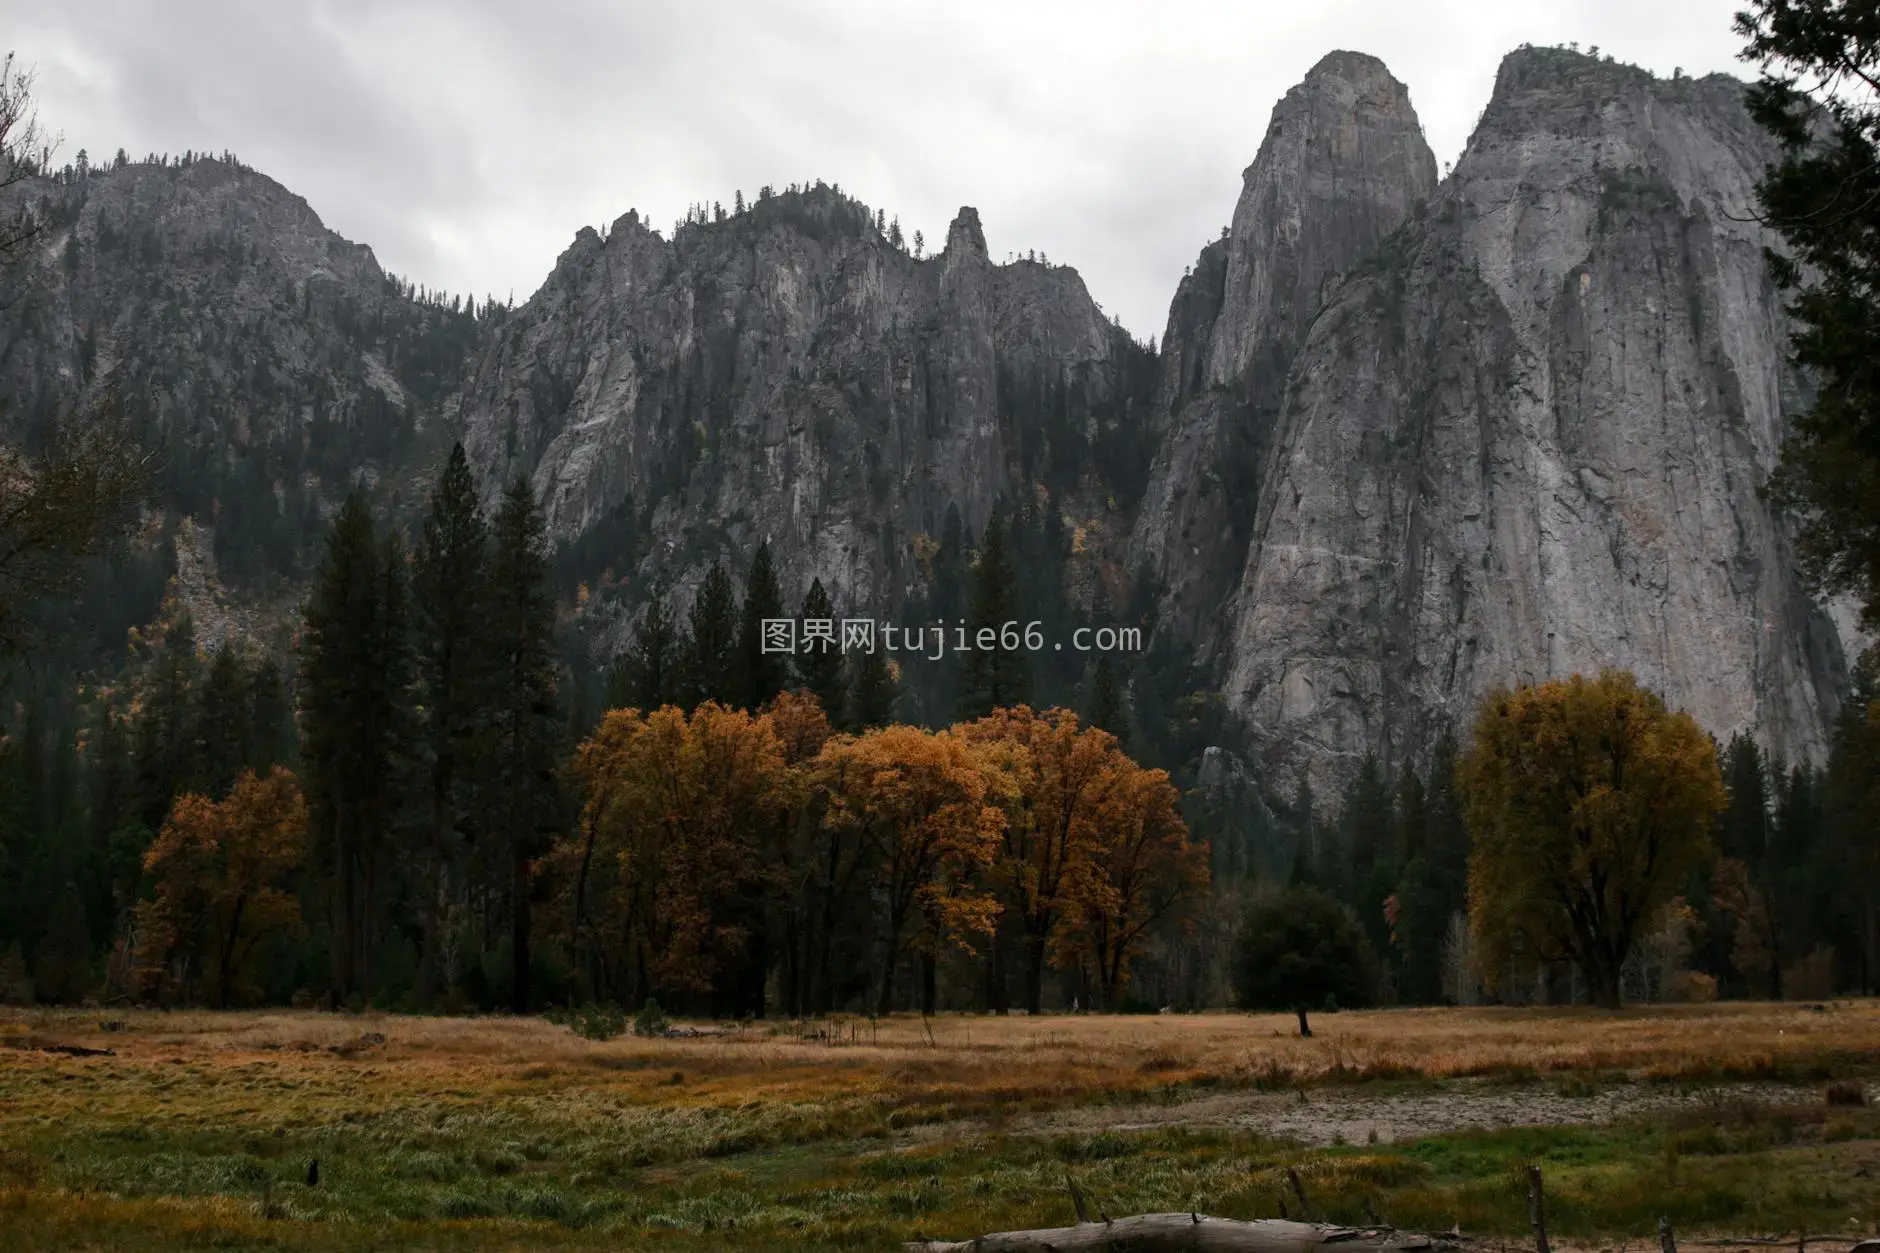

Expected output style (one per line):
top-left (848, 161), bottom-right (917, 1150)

top-left (135, 767), bottom-right (308, 1007)
top-left (958, 706), bottom-right (1124, 1014)
top-left (563, 702), bottom-right (794, 1009)
top-left (818, 724), bottom-right (1002, 1013)
top-left (1061, 758), bottom-right (1208, 1010)
top-left (1460, 671), bottom-right (1726, 1009)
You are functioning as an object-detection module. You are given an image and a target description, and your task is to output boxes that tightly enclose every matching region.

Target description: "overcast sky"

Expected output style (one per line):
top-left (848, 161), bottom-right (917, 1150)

top-left (12, 0), bottom-right (1754, 338)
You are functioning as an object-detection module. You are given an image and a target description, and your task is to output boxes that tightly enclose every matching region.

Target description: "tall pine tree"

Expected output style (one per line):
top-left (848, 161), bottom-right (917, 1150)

top-left (607, 586), bottom-right (681, 710)
top-left (411, 443), bottom-right (490, 1008)
top-left (486, 477), bottom-right (562, 1013)
top-left (793, 578), bottom-right (845, 719)
top-left (958, 507), bottom-right (1029, 719)
top-left (683, 563), bottom-right (740, 708)
top-left (299, 491), bottom-right (413, 1003)
top-left (737, 541), bottom-right (787, 710)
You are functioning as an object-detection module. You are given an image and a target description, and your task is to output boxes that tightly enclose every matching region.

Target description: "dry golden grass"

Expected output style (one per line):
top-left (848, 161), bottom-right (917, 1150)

top-left (5, 998), bottom-right (1877, 1114)
top-left (3, 1002), bottom-right (1878, 1251)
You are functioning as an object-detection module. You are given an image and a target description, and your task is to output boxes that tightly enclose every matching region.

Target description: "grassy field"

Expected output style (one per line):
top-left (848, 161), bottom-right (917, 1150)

top-left (3, 1002), bottom-right (1878, 1251)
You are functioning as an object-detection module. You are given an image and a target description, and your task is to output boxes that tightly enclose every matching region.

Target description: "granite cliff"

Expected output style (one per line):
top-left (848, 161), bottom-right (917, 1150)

top-left (455, 188), bottom-right (1153, 628)
top-left (1203, 48), bottom-right (1858, 788)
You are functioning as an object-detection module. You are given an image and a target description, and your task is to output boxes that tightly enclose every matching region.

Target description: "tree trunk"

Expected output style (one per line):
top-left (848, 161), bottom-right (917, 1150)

top-left (1295, 1007), bottom-right (1311, 1038)
top-left (986, 931), bottom-right (1010, 1015)
top-left (920, 951), bottom-right (937, 1016)
top-left (1024, 930), bottom-right (1047, 1014)
top-left (907, 1214), bottom-right (1462, 1253)
top-left (511, 843), bottom-right (531, 1014)
top-left (417, 769), bottom-right (449, 1009)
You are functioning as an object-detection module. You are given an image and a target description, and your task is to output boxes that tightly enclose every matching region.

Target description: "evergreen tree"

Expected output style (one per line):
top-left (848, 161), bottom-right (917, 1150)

top-left (958, 507), bottom-right (1029, 719)
top-left (793, 578), bottom-right (845, 718)
top-left (133, 608), bottom-right (199, 830)
top-left (194, 646), bottom-right (252, 799)
top-left (34, 880), bottom-right (90, 1003)
top-left (411, 443), bottom-right (490, 1008)
top-left (486, 477), bottom-right (563, 1013)
top-left (1338, 754), bottom-right (1397, 938)
top-left (683, 563), bottom-right (740, 708)
top-left (299, 491), bottom-right (413, 1003)
top-left (247, 657), bottom-right (292, 773)
top-left (607, 586), bottom-right (681, 710)
top-left (1086, 655), bottom-right (1125, 748)
top-left (847, 645), bottom-right (897, 730)
top-left (737, 541), bottom-right (787, 710)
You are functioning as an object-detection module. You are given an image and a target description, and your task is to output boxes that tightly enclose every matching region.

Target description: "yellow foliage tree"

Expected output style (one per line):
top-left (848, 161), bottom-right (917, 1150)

top-left (958, 706), bottom-right (1132, 1014)
top-left (135, 766), bottom-right (308, 1007)
top-left (1460, 670), bottom-right (1725, 1009)
top-left (817, 724), bottom-right (1004, 1014)
top-left (1062, 759), bottom-right (1209, 1010)
top-left (563, 701), bottom-right (797, 1007)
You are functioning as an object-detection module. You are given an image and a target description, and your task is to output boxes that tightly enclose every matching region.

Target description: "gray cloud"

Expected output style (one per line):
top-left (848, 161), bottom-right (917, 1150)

top-left (11, 0), bottom-right (1753, 336)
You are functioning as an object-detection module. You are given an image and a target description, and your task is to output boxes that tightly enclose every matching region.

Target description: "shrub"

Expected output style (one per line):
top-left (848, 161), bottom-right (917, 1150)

top-left (1824, 1081), bottom-right (1867, 1107)
top-left (565, 1003), bottom-right (626, 1041)
top-left (633, 997), bottom-right (670, 1038)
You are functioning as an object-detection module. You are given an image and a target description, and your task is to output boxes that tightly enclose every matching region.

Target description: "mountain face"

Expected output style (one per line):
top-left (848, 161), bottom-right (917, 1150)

top-left (455, 189), bottom-right (1153, 627)
top-left (0, 47), bottom-right (1864, 789)
top-left (1130, 52), bottom-right (1440, 658)
top-left (0, 153), bottom-right (481, 591)
top-left (1207, 48), bottom-right (1858, 786)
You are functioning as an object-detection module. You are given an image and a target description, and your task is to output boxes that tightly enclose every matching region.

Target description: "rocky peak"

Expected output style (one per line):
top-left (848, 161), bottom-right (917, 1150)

top-left (1205, 50), bottom-right (1437, 391)
top-left (1128, 51), bottom-right (1437, 666)
top-left (944, 206), bottom-right (989, 260)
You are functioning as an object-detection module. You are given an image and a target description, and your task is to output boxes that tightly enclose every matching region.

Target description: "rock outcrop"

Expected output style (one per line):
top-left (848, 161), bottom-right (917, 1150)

top-left (1130, 51), bottom-right (1439, 658)
top-left (1214, 48), bottom-right (1856, 786)
top-left (456, 187), bottom-right (1153, 622)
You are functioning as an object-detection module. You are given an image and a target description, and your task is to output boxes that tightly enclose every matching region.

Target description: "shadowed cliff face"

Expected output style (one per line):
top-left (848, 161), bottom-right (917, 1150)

top-left (1130, 51), bottom-right (1439, 661)
top-left (456, 188), bottom-right (1153, 621)
top-left (1216, 48), bottom-right (1858, 789)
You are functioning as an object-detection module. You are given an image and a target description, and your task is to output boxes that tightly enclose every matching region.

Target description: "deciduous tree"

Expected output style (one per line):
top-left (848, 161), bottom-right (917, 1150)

top-left (1460, 671), bottom-right (1725, 1009)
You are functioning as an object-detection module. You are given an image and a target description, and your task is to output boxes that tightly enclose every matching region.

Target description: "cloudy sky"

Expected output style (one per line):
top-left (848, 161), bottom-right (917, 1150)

top-left (12, 0), bottom-right (1754, 338)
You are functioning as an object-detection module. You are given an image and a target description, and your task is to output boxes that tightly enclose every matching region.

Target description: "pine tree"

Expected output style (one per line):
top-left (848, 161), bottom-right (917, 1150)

top-left (848, 646), bottom-right (897, 730)
top-left (793, 578), bottom-right (845, 719)
top-left (958, 507), bottom-right (1030, 719)
top-left (607, 587), bottom-right (681, 710)
top-left (133, 607), bottom-right (199, 830)
top-left (411, 443), bottom-right (490, 1007)
top-left (683, 563), bottom-right (740, 708)
top-left (299, 491), bottom-right (413, 1003)
top-left (248, 657), bottom-right (292, 773)
top-left (737, 541), bottom-right (788, 710)
top-left (486, 477), bottom-right (562, 1013)
top-left (195, 646), bottom-right (253, 799)
top-left (1087, 655), bottom-right (1125, 747)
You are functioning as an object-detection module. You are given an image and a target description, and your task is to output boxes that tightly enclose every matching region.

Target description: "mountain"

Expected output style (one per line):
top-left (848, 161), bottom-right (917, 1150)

top-left (0, 150), bottom-right (483, 596)
top-left (0, 49), bottom-right (1864, 793)
top-left (1130, 50), bottom-right (1440, 663)
top-left (454, 188), bottom-right (1153, 629)
top-left (1204, 47), bottom-right (1861, 787)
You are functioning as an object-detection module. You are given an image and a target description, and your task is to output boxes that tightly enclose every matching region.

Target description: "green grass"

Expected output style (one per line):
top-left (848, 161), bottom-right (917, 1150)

top-left (3, 1085), bottom-right (1878, 1251)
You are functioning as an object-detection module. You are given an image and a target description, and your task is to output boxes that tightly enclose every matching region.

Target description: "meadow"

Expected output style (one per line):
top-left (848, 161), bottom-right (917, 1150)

top-left (2, 1002), bottom-right (1878, 1251)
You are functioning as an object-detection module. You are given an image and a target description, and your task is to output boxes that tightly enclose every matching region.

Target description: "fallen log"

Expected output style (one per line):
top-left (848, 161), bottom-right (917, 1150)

top-left (906, 1216), bottom-right (1464, 1252)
